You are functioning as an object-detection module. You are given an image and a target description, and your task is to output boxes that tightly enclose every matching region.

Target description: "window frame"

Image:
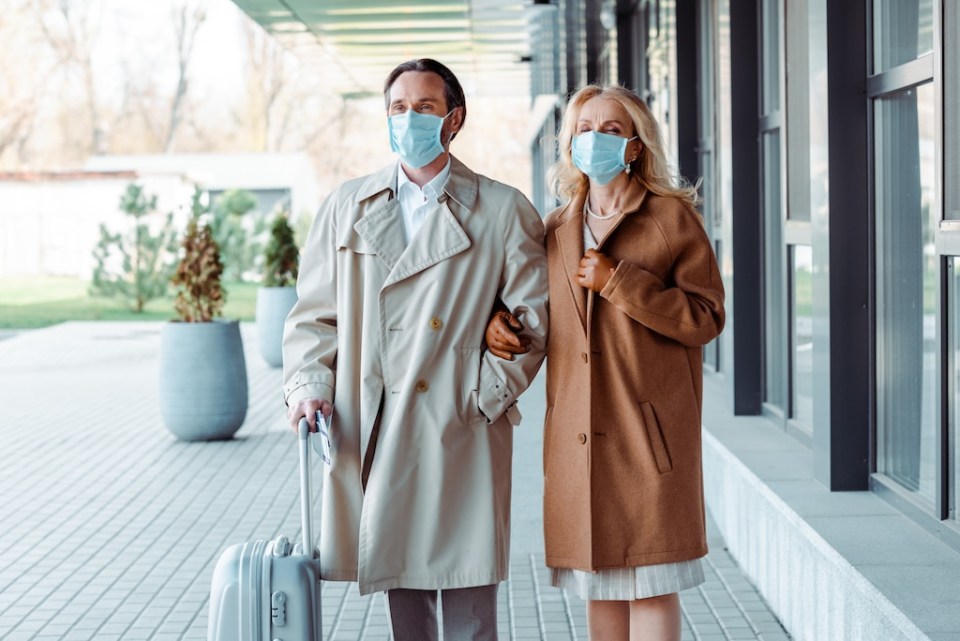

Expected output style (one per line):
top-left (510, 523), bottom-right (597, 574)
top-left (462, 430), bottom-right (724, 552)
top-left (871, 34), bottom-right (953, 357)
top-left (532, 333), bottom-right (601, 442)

top-left (759, 0), bottom-right (789, 427)
top-left (867, 0), bottom-right (950, 525)
top-left (696, 0), bottom-right (722, 373)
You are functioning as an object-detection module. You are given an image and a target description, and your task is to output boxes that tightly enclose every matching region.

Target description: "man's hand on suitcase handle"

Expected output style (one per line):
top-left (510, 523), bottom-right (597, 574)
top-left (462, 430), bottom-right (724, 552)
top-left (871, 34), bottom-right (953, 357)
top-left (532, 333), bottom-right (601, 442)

top-left (288, 398), bottom-right (333, 433)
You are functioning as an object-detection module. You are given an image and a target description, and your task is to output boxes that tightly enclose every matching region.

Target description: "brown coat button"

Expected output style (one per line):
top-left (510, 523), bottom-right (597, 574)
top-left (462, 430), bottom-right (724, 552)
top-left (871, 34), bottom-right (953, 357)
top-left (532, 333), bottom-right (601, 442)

top-left (577, 433), bottom-right (587, 444)
top-left (415, 380), bottom-right (430, 393)
top-left (429, 317), bottom-right (443, 330)
top-left (581, 352), bottom-right (588, 363)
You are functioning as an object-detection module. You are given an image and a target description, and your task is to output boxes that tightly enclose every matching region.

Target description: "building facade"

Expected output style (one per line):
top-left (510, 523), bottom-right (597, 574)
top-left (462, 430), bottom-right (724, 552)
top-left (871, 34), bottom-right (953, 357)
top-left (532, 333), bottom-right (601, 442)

top-left (227, 0), bottom-right (957, 635)
top-left (528, 1), bottom-right (958, 638)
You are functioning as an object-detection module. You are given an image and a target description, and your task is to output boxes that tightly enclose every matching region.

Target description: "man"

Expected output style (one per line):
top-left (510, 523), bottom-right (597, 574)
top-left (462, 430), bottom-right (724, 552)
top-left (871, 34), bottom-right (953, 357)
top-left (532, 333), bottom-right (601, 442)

top-left (282, 58), bottom-right (548, 640)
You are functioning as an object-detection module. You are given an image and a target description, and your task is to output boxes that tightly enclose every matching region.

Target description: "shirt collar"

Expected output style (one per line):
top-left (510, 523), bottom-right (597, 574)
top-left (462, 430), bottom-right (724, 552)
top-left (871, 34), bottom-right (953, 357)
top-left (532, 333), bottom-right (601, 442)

top-left (355, 155), bottom-right (478, 211)
top-left (397, 158), bottom-right (452, 201)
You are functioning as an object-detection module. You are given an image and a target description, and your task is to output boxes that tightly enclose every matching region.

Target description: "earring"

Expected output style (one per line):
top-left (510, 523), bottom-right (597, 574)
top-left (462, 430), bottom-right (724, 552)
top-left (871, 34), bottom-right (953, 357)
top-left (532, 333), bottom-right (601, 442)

top-left (626, 164), bottom-right (631, 174)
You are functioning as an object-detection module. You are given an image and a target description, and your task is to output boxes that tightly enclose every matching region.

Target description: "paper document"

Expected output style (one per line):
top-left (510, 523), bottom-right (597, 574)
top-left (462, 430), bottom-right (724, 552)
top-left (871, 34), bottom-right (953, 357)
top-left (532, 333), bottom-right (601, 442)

top-left (313, 411), bottom-right (333, 466)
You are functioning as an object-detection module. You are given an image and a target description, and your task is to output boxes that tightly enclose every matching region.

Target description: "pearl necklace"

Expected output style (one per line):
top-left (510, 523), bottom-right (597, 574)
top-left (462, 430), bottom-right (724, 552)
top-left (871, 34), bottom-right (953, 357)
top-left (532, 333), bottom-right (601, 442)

top-left (584, 199), bottom-right (622, 220)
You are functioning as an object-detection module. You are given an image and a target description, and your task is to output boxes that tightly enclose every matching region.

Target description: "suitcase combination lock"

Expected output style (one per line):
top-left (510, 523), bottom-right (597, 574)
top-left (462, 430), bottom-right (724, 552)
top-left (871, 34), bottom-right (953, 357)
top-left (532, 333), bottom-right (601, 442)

top-left (271, 590), bottom-right (287, 627)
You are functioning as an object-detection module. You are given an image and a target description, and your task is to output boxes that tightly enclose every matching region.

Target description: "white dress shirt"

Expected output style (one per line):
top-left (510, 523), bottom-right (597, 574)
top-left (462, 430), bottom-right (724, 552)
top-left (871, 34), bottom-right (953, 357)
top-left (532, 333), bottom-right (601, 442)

top-left (396, 159), bottom-right (451, 246)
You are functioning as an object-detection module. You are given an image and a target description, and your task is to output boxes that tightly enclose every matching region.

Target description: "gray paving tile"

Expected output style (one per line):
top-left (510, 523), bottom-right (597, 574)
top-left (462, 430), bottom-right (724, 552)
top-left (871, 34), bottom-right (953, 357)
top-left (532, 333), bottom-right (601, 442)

top-left (758, 632), bottom-right (792, 641)
top-left (0, 323), bottom-right (791, 641)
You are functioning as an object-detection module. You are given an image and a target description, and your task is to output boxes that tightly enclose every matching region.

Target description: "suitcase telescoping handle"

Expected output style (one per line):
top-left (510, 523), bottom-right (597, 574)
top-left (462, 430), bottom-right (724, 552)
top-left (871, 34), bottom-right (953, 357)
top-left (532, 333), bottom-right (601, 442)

top-left (297, 414), bottom-right (316, 558)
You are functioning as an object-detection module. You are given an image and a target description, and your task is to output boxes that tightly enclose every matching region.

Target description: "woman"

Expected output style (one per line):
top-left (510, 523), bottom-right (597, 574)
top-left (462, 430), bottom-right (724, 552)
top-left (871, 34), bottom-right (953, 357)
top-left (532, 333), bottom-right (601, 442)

top-left (487, 85), bottom-right (724, 640)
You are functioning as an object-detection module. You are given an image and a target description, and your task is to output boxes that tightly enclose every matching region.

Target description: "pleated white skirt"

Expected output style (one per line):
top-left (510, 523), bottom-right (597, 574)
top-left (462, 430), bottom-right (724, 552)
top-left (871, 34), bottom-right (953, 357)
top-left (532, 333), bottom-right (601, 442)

top-left (551, 559), bottom-right (705, 601)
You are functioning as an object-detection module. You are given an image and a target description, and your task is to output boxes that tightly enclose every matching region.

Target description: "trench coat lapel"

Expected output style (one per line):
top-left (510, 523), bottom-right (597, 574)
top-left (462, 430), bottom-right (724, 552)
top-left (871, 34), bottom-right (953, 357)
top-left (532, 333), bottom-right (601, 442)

top-left (351, 162), bottom-right (407, 272)
top-left (555, 195), bottom-right (588, 335)
top-left (379, 155), bottom-right (475, 288)
top-left (382, 201), bottom-right (471, 287)
top-left (352, 156), bottom-right (477, 285)
top-left (353, 197), bottom-right (406, 273)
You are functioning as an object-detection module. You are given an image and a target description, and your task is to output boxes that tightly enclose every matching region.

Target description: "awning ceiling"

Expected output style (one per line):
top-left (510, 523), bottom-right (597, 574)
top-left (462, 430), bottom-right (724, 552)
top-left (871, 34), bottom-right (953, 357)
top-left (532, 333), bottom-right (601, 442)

top-left (230, 0), bottom-right (535, 99)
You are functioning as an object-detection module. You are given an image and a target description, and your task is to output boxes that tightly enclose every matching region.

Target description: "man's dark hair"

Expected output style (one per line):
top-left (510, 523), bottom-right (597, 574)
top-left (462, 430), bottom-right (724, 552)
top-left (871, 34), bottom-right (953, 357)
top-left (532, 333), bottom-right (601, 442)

top-left (383, 58), bottom-right (467, 138)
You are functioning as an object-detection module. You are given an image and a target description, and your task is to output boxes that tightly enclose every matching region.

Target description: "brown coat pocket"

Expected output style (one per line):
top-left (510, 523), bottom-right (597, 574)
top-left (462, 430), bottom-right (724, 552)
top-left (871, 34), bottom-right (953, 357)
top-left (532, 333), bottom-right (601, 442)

top-left (640, 401), bottom-right (673, 473)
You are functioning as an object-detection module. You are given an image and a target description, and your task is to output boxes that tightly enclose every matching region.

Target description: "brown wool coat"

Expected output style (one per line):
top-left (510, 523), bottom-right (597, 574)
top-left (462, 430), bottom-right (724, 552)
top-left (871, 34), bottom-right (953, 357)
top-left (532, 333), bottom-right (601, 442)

top-left (542, 178), bottom-right (725, 571)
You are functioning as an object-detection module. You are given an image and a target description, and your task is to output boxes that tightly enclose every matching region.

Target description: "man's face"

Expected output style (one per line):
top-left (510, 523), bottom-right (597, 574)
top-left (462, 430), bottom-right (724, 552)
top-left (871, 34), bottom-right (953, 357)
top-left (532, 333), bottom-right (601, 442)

top-left (388, 71), bottom-right (462, 140)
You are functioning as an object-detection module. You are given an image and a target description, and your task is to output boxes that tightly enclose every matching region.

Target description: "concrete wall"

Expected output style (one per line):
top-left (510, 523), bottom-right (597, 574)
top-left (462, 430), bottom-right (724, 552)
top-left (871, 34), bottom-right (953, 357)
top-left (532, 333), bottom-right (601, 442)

top-left (703, 429), bottom-right (933, 641)
top-left (0, 174), bottom-right (192, 278)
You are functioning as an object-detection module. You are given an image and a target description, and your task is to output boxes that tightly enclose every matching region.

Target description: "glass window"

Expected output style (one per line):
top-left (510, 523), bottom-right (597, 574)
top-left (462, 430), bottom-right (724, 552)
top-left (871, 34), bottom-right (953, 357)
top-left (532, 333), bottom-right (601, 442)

top-left (650, 0), bottom-right (660, 39)
top-left (792, 245), bottom-right (813, 425)
top-left (761, 0), bottom-right (781, 114)
top-left (697, 0), bottom-right (715, 140)
top-left (785, 0), bottom-right (810, 221)
top-left (697, 0), bottom-right (717, 223)
top-left (700, 158), bottom-right (720, 371)
top-left (949, 257), bottom-right (960, 523)
top-left (875, 82), bottom-right (937, 505)
top-left (717, 0), bottom-right (732, 241)
top-left (948, 1), bottom-right (960, 526)
top-left (807, 0), bottom-right (829, 225)
top-left (873, 0), bottom-right (934, 73)
top-left (698, 0), bottom-right (720, 373)
top-left (705, 240), bottom-right (722, 371)
top-left (764, 130), bottom-right (786, 410)
top-left (948, 2), bottom-right (960, 221)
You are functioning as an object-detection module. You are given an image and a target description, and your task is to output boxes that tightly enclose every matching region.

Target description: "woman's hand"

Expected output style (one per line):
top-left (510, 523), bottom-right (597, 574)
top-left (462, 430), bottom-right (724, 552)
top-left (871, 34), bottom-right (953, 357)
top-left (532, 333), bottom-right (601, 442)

top-left (485, 310), bottom-right (530, 360)
top-left (577, 249), bottom-right (618, 292)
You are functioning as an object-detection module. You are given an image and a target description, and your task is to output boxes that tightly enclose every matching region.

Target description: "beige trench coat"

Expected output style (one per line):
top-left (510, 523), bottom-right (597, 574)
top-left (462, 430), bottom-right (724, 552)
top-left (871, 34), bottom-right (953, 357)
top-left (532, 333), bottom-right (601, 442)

top-left (542, 181), bottom-right (725, 571)
top-left (283, 156), bottom-right (548, 595)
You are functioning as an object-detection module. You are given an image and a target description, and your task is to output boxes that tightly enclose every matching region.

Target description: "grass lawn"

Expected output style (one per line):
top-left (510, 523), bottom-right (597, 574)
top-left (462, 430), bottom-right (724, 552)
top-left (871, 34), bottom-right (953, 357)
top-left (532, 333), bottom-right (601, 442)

top-left (0, 276), bottom-right (258, 329)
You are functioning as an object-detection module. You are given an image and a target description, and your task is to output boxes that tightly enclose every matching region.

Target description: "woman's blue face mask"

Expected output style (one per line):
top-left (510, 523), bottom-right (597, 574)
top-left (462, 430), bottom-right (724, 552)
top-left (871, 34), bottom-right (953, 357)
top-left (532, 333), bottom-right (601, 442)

top-left (571, 131), bottom-right (638, 185)
top-left (388, 110), bottom-right (453, 169)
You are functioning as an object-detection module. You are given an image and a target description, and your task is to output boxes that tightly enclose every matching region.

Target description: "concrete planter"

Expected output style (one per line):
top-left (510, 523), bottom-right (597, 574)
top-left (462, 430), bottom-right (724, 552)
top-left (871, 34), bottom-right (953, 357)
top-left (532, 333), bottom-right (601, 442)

top-left (256, 286), bottom-right (298, 368)
top-left (159, 320), bottom-right (248, 441)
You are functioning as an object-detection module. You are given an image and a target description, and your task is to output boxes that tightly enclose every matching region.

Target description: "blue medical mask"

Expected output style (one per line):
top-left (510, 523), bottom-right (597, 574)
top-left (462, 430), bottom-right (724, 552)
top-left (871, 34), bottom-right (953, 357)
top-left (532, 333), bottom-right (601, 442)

top-left (387, 110), bottom-right (452, 169)
top-left (571, 131), bottom-right (637, 185)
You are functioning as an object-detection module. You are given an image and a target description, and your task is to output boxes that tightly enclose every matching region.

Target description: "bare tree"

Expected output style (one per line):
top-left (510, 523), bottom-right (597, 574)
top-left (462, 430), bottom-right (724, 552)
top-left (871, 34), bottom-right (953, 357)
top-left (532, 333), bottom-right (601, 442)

top-left (164, 0), bottom-right (206, 152)
top-left (33, 0), bottom-right (106, 155)
top-left (237, 19), bottom-right (343, 154)
top-left (240, 20), bottom-right (286, 152)
top-left (0, 0), bottom-right (47, 165)
top-left (0, 83), bottom-right (37, 161)
top-left (2, 1), bottom-right (351, 166)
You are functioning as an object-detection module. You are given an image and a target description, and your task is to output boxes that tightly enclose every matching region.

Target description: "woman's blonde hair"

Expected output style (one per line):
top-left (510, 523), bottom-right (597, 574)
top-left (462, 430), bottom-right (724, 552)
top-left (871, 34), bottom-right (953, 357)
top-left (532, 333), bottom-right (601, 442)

top-left (547, 84), bottom-right (699, 205)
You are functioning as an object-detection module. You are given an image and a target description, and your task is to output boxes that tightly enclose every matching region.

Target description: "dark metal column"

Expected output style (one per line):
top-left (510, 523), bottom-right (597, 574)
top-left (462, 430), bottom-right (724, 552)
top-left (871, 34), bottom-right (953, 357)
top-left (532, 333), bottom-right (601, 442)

top-left (565, 0), bottom-right (585, 94)
top-left (616, 0), bottom-right (647, 93)
top-left (675, 0), bottom-right (698, 183)
top-left (729, 0), bottom-right (763, 415)
top-left (814, 0), bottom-right (870, 490)
top-left (585, 0), bottom-right (604, 84)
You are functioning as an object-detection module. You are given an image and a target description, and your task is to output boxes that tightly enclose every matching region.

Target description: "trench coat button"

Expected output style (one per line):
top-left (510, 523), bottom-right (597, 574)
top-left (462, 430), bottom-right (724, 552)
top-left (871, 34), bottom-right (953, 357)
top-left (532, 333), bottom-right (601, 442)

top-left (577, 433), bottom-right (587, 444)
top-left (429, 317), bottom-right (443, 330)
top-left (415, 380), bottom-right (430, 393)
top-left (580, 352), bottom-right (588, 363)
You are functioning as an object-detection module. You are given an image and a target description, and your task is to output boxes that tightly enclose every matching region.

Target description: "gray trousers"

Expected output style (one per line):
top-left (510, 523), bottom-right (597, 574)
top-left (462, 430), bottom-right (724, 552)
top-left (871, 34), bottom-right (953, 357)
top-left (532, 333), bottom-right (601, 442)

top-left (385, 585), bottom-right (498, 641)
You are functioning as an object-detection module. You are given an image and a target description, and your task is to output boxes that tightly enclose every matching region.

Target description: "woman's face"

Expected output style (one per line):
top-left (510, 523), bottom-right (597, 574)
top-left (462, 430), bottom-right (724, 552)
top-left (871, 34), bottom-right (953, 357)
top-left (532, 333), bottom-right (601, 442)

top-left (575, 96), bottom-right (643, 159)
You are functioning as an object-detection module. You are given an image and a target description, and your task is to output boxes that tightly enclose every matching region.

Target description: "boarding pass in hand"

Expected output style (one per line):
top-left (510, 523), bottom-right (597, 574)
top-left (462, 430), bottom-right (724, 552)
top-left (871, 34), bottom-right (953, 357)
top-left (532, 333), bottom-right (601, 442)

top-left (313, 410), bottom-right (333, 466)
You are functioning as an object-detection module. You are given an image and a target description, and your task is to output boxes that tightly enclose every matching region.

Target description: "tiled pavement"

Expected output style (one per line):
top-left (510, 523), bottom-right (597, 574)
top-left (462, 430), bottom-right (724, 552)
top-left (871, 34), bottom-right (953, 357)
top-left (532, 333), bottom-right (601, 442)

top-left (0, 322), bottom-right (791, 640)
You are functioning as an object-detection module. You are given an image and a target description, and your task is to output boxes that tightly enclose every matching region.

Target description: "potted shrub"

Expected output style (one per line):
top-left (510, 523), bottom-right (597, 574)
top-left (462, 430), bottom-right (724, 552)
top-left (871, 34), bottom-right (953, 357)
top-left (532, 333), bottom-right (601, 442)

top-left (256, 212), bottom-right (299, 367)
top-left (159, 193), bottom-right (248, 441)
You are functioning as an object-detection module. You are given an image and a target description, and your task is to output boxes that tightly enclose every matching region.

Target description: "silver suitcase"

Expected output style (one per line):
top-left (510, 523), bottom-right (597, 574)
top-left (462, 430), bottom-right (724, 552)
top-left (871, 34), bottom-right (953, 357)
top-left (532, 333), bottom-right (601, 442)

top-left (207, 416), bottom-right (323, 641)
